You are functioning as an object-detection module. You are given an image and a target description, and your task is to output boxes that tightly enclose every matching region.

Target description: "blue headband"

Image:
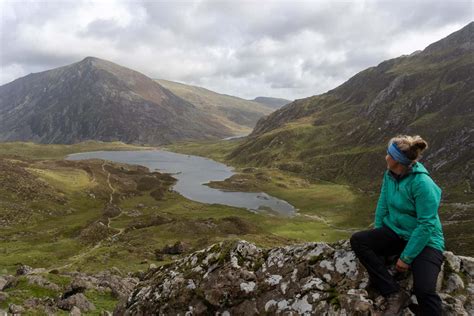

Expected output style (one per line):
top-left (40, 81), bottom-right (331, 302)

top-left (387, 142), bottom-right (413, 166)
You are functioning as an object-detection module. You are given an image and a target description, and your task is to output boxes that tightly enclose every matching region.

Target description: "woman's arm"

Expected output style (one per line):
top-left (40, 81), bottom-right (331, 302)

top-left (374, 173), bottom-right (389, 228)
top-left (399, 175), bottom-right (441, 264)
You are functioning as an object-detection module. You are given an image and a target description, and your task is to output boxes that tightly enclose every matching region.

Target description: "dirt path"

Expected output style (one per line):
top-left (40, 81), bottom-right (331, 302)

top-left (299, 213), bottom-right (358, 233)
top-left (54, 162), bottom-right (124, 271)
top-left (102, 162), bottom-right (116, 204)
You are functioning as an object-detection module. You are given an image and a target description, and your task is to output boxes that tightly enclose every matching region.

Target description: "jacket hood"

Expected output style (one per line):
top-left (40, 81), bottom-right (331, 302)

top-left (411, 162), bottom-right (429, 175)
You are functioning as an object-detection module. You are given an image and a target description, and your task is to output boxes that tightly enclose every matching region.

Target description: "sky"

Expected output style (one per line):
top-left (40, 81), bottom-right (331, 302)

top-left (0, 0), bottom-right (472, 100)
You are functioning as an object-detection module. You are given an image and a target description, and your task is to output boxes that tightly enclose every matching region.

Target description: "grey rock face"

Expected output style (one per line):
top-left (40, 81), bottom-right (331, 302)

top-left (459, 256), bottom-right (474, 277)
top-left (0, 275), bottom-right (15, 291)
top-left (118, 240), bottom-right (474, 315)
top-left (445, 251), bottom-right (462, 272)
top-left (445, 274), bottom-right (465, 293)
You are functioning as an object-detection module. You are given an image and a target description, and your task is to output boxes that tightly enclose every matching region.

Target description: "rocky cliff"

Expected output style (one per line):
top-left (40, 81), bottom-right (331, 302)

top-left (0, 57), bottom-right (233, 145)
top-left (117, 240), bottom-right (474, 315)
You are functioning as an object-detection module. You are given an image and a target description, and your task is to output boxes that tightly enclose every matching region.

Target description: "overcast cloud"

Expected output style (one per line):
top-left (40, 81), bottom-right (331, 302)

top-left (0, 0), bottom-right (472, 100)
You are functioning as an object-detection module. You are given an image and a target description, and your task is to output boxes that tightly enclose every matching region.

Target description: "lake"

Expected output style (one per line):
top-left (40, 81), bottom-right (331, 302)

top-left (67, 150), bottom-right (296, 216)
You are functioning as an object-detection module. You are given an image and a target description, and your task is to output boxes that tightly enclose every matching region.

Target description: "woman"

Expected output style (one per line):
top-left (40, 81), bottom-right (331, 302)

top-left (350, 135), bottom-right (445, 316)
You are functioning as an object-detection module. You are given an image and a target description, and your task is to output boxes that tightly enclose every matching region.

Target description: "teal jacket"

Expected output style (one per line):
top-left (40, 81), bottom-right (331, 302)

top-left (374, 162), bottom-right (445, 264)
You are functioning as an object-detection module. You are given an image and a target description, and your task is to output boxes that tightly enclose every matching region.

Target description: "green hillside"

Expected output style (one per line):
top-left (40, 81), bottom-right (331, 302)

top-left (229, 22), bottom-right (473, 202)
top-left (156, 79), bottom-right (274, 135)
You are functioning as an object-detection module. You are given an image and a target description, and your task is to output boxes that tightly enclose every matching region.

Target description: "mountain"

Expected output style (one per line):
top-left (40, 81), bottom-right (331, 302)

top-left (229, 23), bottom-right (474, 200)
top-left (252, 96), bottom-right (292, 109)
top-left (0, 57), bottom-right (234, 145)
top-left (155, 79), bottom-right (274, 135)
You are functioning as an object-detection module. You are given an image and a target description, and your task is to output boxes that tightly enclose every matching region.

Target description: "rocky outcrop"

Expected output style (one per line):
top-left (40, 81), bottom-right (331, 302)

top-left (0, 268), bottom-right (138, 315)
top-left (58, 293), bottom-right (96, 312)
top-left (118, 240), bottom-right (474, 315)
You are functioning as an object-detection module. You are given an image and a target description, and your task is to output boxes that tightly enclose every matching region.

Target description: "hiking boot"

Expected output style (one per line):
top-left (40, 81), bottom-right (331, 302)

top-left (382, 289), bottom-right (410, 316)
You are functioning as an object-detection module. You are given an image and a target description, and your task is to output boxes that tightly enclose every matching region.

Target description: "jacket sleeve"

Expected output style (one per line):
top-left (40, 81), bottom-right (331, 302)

top-left (400, 176), bottom-right (441, 264)
top-left (374, 173), bottom-right (388, 228)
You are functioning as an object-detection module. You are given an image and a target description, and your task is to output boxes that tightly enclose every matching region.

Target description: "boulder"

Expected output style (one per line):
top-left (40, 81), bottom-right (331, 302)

top-left (159, 241), bottom-right (190, 255)
top-left (0, 275), bottom-right (15, 291)
top-left (8, 304), bottom-right (24, 314)
top-left (16, 265), bottom-right (33, 276)
top-left (95, 271), bottom-right (138, 300)
top-left (57, 293), bottom-right (95, 312)
top-left (26, 275), bottom-right (61, 291)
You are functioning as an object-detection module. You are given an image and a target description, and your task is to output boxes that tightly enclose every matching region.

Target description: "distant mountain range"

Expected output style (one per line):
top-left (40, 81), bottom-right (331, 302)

top-left (155, 79), bottom-right (274, 135)
top-left (229, 22), bottom-right (474, 199)
top-left (0, 58), bottom-right (276, 144)
top-left (252, 96), bottom-right (292, 109)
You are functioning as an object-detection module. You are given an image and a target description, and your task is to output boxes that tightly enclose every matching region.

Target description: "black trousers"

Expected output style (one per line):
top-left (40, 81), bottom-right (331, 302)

top-left (350, 226), bottom-right (444, 316)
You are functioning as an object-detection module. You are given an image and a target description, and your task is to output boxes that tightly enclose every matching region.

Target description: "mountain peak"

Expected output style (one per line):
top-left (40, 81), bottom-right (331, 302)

top-left (81, 56), bottom-right (99, 62)
top-left (75, 56), bottom-right (120, 71)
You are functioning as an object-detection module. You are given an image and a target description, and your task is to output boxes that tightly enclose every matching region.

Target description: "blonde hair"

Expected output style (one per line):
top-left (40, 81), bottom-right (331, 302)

top-left (389, 135), bottom-right (428, 161)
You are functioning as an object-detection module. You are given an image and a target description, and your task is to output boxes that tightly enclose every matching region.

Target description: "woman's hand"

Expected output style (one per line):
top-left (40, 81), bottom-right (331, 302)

top-left (396, 258), bottom-right (410, 272)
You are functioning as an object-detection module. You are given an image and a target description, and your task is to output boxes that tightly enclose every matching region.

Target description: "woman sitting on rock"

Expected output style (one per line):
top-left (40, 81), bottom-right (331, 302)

top-left (350, 135), bottom-right (445, 316)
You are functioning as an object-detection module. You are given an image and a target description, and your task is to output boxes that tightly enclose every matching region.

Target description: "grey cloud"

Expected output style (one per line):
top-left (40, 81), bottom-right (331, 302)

top-left (79, 19), bottom-right (125, 39)
top-left (0, 0), bottom-right (472, 99)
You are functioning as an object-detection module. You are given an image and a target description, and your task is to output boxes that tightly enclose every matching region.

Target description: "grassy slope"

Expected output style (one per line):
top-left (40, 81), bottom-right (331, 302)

top-left (1, 141), bottom-right (362, 276)
top-left (228, 38), bottom-right (473, 201)
top-left (156, 79), bottom-right (273, 134)
top-left (0, 141), bottom-right (153, 160)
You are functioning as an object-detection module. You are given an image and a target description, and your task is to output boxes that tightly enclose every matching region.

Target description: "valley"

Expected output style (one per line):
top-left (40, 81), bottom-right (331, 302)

top-left (0, 141), bottom-right (371, 276)
top-left (0, 20), bottom-right (472, 315)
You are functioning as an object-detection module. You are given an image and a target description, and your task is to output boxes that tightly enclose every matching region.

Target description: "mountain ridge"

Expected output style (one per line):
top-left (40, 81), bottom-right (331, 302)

top-left (0, 57), bottom-right (234, 144)
top-left (252, 96), bottom-right (292, 109)
top-left (155, 79), bottom-right (274, 135)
